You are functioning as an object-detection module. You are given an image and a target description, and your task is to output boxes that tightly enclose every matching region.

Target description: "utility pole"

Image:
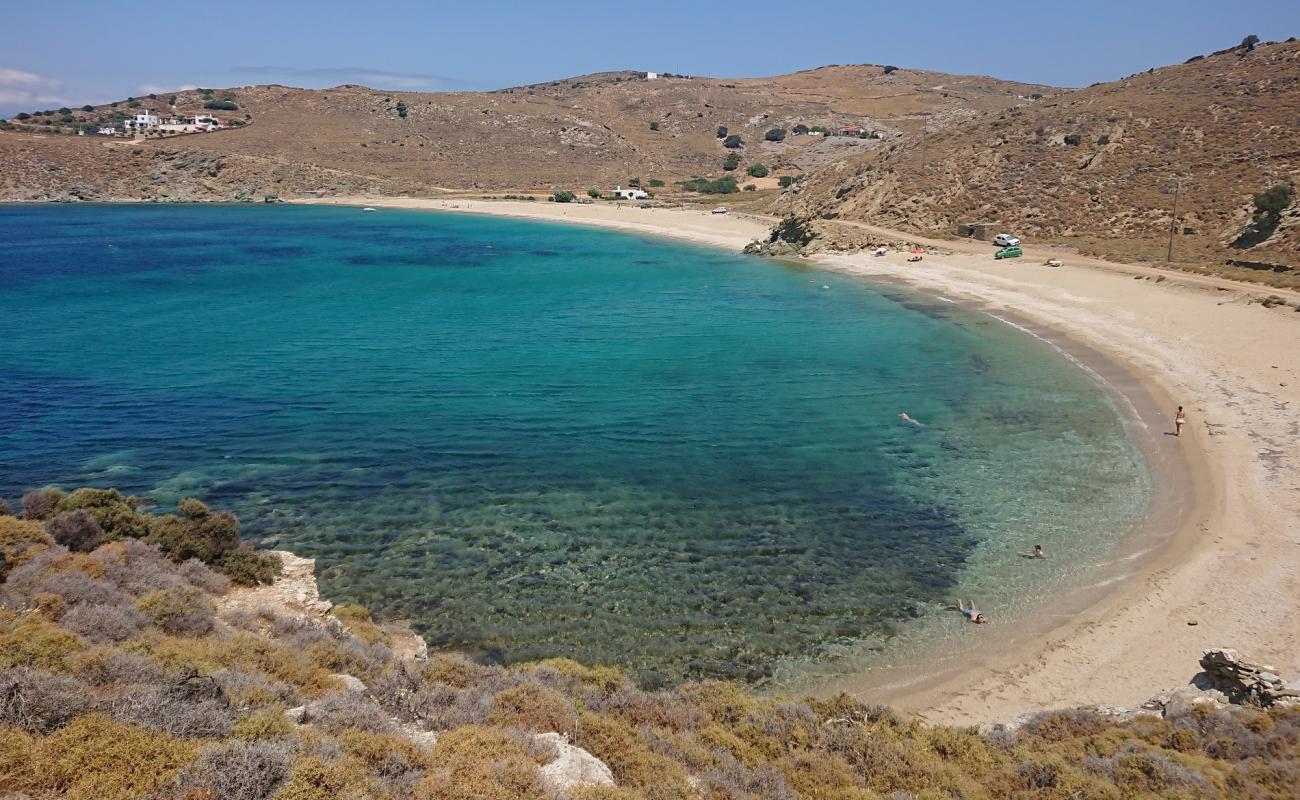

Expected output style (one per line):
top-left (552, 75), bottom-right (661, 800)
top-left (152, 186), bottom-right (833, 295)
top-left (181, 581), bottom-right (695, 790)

top-left (1166, 178), bottom-right (1181, 263)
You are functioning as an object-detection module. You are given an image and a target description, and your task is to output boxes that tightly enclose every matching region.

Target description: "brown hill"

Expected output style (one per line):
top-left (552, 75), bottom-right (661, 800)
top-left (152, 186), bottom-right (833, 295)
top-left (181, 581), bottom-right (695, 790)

top-left (778, 40), bottom-right (1300, 269)
top-left (0, 65), bottom-right (1045, 198)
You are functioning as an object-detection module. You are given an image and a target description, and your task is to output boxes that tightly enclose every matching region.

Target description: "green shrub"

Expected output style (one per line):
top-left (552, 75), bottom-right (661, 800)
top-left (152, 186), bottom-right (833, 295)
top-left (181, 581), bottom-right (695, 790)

top-left (744, 184), bottom-right (756, 191)
top-left (219, 548), bottom-right (282, 586)
top-left (679, 177), bottom-right (739, 194)
top-left (764, 128), bottom-right (785, 142)
top-left (552, 191), bottom-right (576, 203)
top-left (1253, 183), bottom-right (1294, 221)
top-left (81, 104), bottom-right (94, 112)
top-left (648, 178), bottom-right (664, 187)
top-left (778, 175), bottom-right (795, 188)
top-left (1064, 133), bottom-right (1082, 146)
top-left (1097, 134), bottom-right (1111, 145)
top-left (587, 188), bottom-right (601, 198)
top-left (204, 100), bottom-right (238, 111)
top-left (1241, 34), bottom-right (1260, 50)
top-left (884, 65), bottom-right (899, 74)
top-left (722, 154), bottom-right (740, 171)
top-left (716, 125), bottom-right (727, 138)
top-left (649, 121), bottom-right (659, 131)
top-left (146, 499), bottom-right (241, 564)
top-left (746, 163), bottom-right (769, 177)
top-left (793, 123), bottom-right (809, 134)
top-left (15, 112), bottom-right (30, 120)
top-left (723, 134), bottom-right (743, 149)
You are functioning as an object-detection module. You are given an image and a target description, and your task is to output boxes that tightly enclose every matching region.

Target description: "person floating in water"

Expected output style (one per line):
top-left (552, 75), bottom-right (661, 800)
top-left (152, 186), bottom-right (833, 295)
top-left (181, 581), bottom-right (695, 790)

top-left (1174, 405), bottom-right (1186, 437)
top-left (955, 599), bottom-right (988, 624)
top-left (899, 412), bottom-right (923, 426)
top-left (1020, 545), bottom-right (1046, 559)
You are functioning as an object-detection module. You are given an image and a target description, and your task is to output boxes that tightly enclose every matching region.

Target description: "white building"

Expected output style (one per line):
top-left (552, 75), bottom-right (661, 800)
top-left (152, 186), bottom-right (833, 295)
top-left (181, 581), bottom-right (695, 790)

top-left (157, 114), bottom-right (222, 134)
top-left (97, 127), bottom-right (117, 136)
top-left (645, 71), bottom-right (659, 80)
top-left (123, 112), bottom-right (160, 132)
top-left (611, 186), bottom-right (648, 200)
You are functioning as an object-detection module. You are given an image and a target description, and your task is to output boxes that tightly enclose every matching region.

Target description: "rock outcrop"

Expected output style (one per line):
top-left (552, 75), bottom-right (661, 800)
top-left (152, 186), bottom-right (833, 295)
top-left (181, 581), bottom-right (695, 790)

top-left (534, 732), bottom-right (616, 796)
top-left (1194, 648), bottom-right (1300, 707)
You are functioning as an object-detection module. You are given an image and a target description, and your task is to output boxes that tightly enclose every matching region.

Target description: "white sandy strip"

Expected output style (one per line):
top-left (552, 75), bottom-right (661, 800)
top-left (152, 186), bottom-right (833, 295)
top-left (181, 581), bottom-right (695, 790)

top-left (303, 195), bottom-right (1300, 725)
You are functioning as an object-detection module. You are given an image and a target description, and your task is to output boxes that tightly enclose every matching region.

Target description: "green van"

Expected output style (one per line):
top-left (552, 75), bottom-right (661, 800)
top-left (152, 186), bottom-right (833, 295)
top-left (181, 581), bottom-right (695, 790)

top-left (994, 245), bottom-right (1023, 259)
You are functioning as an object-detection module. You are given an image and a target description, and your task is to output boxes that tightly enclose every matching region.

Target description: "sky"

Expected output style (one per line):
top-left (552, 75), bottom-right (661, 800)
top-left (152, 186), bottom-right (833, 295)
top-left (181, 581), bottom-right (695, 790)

top-left (4, 0), bottom-right (1300, 116)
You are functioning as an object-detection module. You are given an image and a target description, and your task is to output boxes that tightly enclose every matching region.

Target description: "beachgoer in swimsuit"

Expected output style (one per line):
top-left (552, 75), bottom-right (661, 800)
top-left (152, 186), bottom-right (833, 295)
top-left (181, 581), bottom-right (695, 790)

top-left (1020, 545), bottom-right (1045, 559)
top-left (1174, 405), bottom-right (1186, 437)
top-left (955, 599), bottom-right (988, 624)
top-left (900, 412), bottom-right (923, 426)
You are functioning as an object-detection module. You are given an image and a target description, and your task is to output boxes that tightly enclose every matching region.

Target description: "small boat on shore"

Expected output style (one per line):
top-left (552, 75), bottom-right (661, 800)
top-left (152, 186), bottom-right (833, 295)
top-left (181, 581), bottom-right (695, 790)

top-left (362, 207), bottom-right (377, 212)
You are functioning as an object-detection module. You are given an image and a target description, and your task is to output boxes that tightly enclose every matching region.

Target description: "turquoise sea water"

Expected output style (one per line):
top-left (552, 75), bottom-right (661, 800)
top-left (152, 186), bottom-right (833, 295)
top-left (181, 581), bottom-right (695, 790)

top-left (0, 205), bottom-right (1149, 685)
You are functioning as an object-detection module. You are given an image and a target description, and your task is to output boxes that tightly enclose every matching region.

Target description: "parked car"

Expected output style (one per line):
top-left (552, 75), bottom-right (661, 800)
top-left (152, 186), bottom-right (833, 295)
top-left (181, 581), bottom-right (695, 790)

top-left (711, 207), bottom-right (728, 215)
top-left (993, 233), bottom-right (1021, 247)
top-left (994, 245), bottom-right (1023, 259)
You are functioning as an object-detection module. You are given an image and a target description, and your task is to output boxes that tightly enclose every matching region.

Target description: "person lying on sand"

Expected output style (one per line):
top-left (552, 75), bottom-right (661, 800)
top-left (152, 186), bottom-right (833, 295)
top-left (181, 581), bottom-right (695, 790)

top-left (955, 599), bottom-right (988, 624)
top-left (1019, 545), bottom-right (1046, 559)
top-left (899, 412), bottom-right (923, 426)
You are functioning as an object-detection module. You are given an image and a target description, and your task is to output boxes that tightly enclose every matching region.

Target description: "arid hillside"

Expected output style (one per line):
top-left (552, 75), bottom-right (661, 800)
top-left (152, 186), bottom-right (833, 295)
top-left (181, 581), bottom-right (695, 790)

top-left (778, 39), bottom-right (1300, 268)
top-left (0, 65), bottom-right (1045, 198)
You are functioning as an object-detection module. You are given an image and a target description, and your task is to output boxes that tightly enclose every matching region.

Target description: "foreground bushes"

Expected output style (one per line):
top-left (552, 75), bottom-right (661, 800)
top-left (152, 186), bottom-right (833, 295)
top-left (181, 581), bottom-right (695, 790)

top-left (1, 486), bottom-right (1299, 799)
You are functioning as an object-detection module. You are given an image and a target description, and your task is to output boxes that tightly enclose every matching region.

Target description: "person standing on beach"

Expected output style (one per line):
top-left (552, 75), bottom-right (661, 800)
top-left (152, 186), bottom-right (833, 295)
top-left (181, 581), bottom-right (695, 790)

top-left (1174, 405), bottom-right (1186, 437)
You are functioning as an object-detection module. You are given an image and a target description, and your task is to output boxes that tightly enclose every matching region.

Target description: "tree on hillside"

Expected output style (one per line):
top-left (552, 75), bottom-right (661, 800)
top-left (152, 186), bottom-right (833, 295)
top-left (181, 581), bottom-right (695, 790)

top-left (628, 177), bottom-right (641, 187)
top-left (81, 105), bottom-right (94, 112)
top-left (746, 163), bottom-right (769, 178)
top-left (793, 123), bottom-right (809, 135)
top-left (552, 190), bottom-right (576, 203)
top-left (15, 112), bottom-right (30, 120)
top-left (722, 154), bottom-right (740, 171)
top-left (716, 125), bottom-right (728, 139)
top-left (764, 128), bottom-right (785, 142)
top-left (778, 175), bottom-right (795, 188)
top-left (1253, 183), bottom-right (1294, 223)
top-left (723, 134), bottom-right (743, 149)
top-left (204, 100), bottom-right (238, 111)
top-left (883, 65), bottom-right (899, 75)
top-left (1240, 34), bottom-right (1260, 51)
top-left (587, 188), bottom-right (601, 198)
top-left (648, 178), bottom-right (665, 187)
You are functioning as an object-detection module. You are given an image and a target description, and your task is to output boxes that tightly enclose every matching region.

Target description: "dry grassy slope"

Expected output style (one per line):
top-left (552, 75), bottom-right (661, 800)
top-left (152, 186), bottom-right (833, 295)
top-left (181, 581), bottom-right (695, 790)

top-left (0, 65), bottom-right (1046, 198)
top-left (780, 41), bottom-right (1300, 266)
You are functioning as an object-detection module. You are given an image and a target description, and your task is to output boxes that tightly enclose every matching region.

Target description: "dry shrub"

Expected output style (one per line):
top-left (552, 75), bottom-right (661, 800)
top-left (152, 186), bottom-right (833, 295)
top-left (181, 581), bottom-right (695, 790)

top-left (0, 498), bottom-right (12, 516)
top-left (96, 538), bottom-right (189, 595)
top-left (408, 680), bottom-right (494, 731)
top-left (333, 603), bottom-right (385, 644)
top-left (233, 707), bottom-right (296, 741)
top-left (1021, 708), bottom-right (1113, 743)
top-left (105, 683), bottom-right (235, 739)
top-left (14, 712), bottom-right (200, 800)
top-left (135, 586), bottom-right (216, 636)
top-left (69, 647), bottom-right (167, 686)
top-left (338, 727), bottom-right (433, 779)
top-left (574, 711), bottom-right (694, 798)
top-left (422, 652), bottom-right (496, 688)
top-left (139, 629), bottom-right (337, 697)
top-left (61, 602), bottom-right (147, 644)
top-left (0, 515), bottom-right (54, 570)
top-left (19, 566), bottom-right (127, 608)
top-left (174, 739), bottom-right (292, 800)
top-left (487, 683), bottom-right (579, 733)
top-left (221, 608), bottom-right (265, 632)
top-left (214, 667), bottom-right (296, 707)
top-left (20, 488), bottom-right (63, 520)
top-left (0, 614), bottom-right (86, 669)
top-left (420, 725), bottom-right (548, 800)
top-left (515, 657), bottom-right (627, 695)
top-left (45, 509), bottom-right (108, 552)
top-left (570, 787), bottom-right (648, 800)
top-left (702, 749), bottom-right (797, 800)
top-left (0, 666), bottom-right (91, 734)
top-left (305, 690), bottom-right (393, 734)
top-left (271, 754), bottom-right (375, 800)
top-left (680, 681), bottom-right (767, 726)
top-left (180, 557), bottom-right (232, 594)
top-left (593, 686), bottom-right (709, 732)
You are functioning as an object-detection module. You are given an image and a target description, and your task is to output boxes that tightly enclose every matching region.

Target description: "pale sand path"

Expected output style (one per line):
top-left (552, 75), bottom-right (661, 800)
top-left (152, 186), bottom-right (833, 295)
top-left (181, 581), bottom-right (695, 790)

top-left (301, 195), bottom-right (1300, 725)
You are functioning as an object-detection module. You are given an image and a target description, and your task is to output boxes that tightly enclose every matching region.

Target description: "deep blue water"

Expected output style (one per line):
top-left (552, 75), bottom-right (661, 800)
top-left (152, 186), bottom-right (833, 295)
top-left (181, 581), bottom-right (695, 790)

top-left (0, 204), bottom-right (1148, 684)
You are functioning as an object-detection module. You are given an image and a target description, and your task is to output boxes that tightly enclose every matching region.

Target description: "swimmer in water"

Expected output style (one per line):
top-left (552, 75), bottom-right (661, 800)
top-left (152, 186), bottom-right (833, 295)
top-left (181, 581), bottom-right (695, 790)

top-left (1020, 544), bottom-right (1046, 559)
top-left (899, 412), bottom-right (923, 426)
top-left (955, 599), bottom-right (988, 624)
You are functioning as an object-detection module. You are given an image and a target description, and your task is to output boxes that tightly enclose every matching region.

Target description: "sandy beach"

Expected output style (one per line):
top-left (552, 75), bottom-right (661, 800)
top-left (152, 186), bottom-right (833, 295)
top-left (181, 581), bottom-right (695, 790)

top-left (301, 195), bottom-right (1300, 726)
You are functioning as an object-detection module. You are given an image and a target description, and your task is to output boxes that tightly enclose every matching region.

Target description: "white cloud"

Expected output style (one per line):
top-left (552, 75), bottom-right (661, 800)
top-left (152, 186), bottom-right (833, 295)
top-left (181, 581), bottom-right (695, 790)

top-left (137, 83), bottom-right (199, 95)
top-left (0, 67), bottom-right (67, 114)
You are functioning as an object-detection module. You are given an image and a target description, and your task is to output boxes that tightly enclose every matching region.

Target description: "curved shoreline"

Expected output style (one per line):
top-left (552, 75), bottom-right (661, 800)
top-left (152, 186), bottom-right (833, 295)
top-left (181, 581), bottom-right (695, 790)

top-left (298, 196), bottom-right (1300, 725)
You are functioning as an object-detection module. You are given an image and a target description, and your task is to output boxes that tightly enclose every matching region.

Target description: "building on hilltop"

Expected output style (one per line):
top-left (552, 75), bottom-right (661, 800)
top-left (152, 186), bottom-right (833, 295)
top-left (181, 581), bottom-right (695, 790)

top-left (611, 186), bottom-right (649, 200)
top-left (123, 112), bottom-right (160, 132)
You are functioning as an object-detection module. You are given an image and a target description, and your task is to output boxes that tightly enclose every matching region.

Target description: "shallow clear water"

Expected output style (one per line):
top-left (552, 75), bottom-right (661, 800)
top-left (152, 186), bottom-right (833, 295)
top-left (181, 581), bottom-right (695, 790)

top-left (0, 204), bottom-right (1149, 685)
